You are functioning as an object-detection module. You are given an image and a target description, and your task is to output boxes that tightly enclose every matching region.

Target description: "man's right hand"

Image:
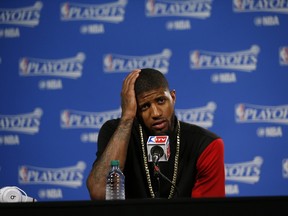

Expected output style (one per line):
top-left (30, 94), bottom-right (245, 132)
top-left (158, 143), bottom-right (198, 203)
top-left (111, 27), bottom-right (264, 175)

top-left (120, 69), bottom-right (141, 120)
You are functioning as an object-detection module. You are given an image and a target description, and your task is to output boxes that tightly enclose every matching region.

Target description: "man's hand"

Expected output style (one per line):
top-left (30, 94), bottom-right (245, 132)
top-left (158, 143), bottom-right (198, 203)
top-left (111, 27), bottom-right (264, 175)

top-left (120, 69), bottom-right (141, 120)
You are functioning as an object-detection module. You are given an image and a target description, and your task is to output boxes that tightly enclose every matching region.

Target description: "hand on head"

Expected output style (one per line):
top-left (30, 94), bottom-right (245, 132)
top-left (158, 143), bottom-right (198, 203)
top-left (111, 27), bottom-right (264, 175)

top-left (120, 69), bottom-right (141, 120)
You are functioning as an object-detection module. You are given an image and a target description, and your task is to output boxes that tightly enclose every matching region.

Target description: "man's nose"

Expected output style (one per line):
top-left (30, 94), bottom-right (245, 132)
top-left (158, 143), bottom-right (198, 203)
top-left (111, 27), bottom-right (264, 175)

top-left (150, 104), bottom-right (161, 117)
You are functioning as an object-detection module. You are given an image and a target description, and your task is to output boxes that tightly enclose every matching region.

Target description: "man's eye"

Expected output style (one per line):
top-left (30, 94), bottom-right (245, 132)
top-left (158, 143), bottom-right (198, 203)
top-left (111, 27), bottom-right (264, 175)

top-left (140, 104), bottom-right (149, 111)
top-left (158, 98), bottom-right (165, 104)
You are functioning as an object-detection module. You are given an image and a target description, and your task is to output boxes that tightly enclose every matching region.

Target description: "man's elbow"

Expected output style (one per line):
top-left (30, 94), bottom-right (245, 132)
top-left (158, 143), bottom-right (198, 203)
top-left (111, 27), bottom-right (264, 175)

top-left (86, 174), bottom-right (105, 200)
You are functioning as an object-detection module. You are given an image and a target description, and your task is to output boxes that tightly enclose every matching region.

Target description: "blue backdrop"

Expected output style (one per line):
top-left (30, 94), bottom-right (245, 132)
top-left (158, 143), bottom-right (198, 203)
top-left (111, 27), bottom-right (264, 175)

top-left (0, 0), bottom-right (288, 201)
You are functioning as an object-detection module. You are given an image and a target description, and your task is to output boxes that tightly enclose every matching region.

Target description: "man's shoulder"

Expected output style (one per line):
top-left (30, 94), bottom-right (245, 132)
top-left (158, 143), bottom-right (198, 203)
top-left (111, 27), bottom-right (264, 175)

top-left (179, 121), bottom-right (220, 140)
top-left (104, 118), bottom-right (121, 124)
top-left (101, 118), bottom-right (121, 129)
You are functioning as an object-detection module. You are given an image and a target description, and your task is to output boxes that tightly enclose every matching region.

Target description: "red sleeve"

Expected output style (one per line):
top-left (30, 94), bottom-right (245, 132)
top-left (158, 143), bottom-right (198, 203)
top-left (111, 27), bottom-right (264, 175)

top-left (191, 138), bottom-right (225, 198)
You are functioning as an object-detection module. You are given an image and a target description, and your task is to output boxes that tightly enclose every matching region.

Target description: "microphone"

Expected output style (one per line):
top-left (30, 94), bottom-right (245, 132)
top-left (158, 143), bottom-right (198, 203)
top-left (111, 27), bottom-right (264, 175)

top-left (147, 135), bottom-right (170, 162)
top-left (0, 186), bottom-right (37, 203)
top-left (146, 136), bottom-right (179, 198)
top-left (151, 145), bottom-right (164, 164)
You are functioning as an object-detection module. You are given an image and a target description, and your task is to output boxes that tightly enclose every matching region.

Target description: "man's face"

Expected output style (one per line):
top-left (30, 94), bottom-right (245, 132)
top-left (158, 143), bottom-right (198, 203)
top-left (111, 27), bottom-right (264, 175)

top-left (136, 88), bottom-right (176, 135)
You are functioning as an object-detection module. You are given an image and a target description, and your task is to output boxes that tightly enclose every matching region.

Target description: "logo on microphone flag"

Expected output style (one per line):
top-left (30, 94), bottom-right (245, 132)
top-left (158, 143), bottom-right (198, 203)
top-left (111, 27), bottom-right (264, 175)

top-left (147, 136), bottom-right (170, 162)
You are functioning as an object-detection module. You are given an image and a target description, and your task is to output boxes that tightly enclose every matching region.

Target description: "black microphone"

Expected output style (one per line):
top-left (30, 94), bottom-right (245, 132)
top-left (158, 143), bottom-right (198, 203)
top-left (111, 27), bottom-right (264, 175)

top-left (151, 145), bottom-right (164, 164)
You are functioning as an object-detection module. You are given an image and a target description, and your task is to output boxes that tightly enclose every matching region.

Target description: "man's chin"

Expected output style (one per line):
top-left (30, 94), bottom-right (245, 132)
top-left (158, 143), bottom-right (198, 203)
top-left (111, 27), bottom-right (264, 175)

top-left (153, 129), bottom-right (169, 136)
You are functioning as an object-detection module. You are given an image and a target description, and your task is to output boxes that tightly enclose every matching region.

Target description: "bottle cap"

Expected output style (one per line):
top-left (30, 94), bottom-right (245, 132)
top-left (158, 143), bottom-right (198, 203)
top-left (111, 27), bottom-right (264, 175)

top-left (111, 160), bottom-right (119, 166)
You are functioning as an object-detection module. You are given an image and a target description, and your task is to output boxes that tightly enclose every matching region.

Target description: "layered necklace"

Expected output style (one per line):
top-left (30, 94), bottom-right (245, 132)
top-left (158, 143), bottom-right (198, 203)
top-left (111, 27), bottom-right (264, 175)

top-left (139, 120), bottom-right (180, 199)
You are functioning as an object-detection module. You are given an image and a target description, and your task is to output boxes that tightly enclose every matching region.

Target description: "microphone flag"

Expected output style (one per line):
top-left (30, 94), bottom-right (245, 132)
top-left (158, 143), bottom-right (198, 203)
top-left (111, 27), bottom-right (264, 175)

top-left (147, 136), bottom-right (170, 162)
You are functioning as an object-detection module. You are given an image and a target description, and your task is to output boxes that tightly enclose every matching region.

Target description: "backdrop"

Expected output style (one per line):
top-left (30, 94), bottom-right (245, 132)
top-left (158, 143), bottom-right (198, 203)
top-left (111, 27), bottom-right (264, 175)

top-left (0, 0), bottom-right (287, 201)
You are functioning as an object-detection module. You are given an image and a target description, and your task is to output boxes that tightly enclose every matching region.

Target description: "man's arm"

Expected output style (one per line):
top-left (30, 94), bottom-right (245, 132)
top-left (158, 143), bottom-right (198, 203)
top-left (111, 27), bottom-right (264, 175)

top-left (191, 138), bottom-right (225, 197)
top-left (86, 69), bottom-right (141, 200)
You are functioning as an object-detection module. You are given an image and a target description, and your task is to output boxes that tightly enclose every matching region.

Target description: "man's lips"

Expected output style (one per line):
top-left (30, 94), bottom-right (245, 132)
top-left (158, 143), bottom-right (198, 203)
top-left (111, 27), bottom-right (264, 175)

top-left (152, 120), bottom-right (167, 130)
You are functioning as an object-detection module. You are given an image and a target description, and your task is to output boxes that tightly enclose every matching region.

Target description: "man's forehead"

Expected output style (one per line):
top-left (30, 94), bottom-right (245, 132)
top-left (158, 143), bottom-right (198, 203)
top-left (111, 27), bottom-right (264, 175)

top-left (137, 88), bottom-right (170, 101)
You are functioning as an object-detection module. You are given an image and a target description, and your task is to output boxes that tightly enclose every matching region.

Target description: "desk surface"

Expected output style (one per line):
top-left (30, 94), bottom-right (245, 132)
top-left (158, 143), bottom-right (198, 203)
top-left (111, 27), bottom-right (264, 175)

top-left (1, 196), bottom-right (288, 215)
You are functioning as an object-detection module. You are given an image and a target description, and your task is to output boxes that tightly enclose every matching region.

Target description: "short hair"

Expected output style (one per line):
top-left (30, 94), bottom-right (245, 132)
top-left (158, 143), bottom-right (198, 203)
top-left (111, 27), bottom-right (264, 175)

top-left (135, 68), bottom-right (169, 96)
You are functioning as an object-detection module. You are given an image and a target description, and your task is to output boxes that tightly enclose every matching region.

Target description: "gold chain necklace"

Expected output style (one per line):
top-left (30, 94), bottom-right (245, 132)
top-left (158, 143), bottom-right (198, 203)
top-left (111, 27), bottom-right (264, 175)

top-left (139, 120), bottom-right (180, 199)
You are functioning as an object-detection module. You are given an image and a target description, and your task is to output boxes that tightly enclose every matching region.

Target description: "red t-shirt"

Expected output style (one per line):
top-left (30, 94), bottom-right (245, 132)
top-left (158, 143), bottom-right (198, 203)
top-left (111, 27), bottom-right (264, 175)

top-left (192, 138), bottom-right (225, 197)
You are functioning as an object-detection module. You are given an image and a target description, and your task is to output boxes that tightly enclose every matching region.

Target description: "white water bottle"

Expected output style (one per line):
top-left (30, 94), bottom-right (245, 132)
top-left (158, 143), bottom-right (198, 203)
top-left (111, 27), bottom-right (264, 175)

top-left (105, 160), bottom-right (125, 200)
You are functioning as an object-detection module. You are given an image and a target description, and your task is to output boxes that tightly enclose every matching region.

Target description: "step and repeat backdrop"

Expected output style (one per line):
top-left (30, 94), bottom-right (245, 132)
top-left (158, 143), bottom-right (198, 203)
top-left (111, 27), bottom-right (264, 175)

top-left (0, 0), bottom-right (288, 201)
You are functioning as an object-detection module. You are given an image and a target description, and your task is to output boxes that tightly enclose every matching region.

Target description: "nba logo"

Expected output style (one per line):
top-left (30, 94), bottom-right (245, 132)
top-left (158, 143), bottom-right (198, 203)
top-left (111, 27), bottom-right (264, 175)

top-left (282, 158), bottom-right (288, 178)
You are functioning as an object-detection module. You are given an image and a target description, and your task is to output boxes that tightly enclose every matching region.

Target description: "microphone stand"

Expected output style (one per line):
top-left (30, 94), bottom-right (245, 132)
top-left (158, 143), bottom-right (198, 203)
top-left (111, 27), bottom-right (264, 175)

top-left (151, 146), bottom-right (163, 198)
top-left (153, 162), bottom-right (161, 198)
top-left (151, 145), bottom-right (179, 198)
top-left (153, 160), bottom-right (180, 198)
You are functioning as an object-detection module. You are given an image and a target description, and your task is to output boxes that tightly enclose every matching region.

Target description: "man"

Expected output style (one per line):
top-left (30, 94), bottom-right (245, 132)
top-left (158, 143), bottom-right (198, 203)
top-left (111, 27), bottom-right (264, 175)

top-left (86, 68), bottom-right (225, 199)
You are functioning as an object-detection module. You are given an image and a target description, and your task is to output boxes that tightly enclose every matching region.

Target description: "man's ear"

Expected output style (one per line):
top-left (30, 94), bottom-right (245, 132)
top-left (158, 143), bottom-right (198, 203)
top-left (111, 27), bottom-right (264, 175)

top-left (170, 89), bottom-right (176, 102)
